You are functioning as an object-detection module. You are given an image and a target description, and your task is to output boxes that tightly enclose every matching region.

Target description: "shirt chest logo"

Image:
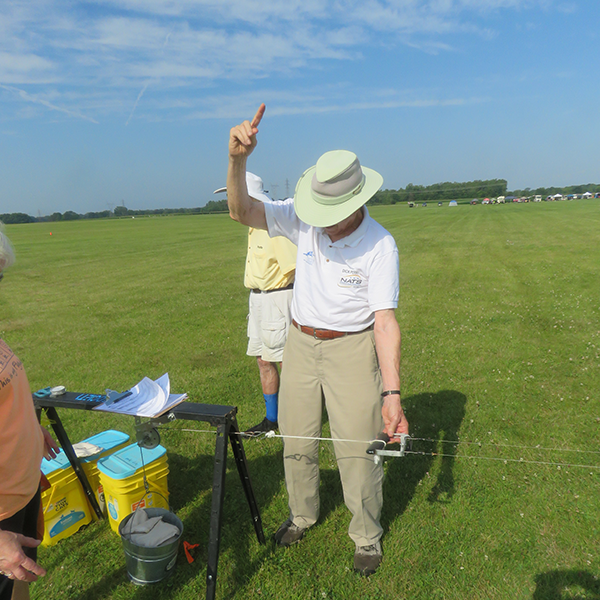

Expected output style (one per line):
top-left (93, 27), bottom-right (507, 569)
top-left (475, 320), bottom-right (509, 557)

top-left (303, 251), bottom-right (315, 266)
top-left (338, 268), bottom-right (363, 288)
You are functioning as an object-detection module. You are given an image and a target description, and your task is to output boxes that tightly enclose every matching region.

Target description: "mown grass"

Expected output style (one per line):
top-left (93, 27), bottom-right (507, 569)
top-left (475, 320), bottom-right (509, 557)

top-left (1, 200), bottom-right (599, 600)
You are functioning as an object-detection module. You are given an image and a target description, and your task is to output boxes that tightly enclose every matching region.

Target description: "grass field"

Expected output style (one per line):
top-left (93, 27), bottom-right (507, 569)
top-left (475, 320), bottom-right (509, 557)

top-left (2, 200), bottom-right (599, 600)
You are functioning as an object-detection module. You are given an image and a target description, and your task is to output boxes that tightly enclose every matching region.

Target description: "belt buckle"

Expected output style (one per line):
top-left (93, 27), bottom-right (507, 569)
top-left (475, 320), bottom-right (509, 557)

top-left (312, 327), bottom-right (319, 339)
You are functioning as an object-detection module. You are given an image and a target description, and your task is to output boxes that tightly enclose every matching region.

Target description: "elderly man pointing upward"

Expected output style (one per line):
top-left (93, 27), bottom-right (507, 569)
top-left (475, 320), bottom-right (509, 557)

top-left (227, 104), bottom-right (409, 576)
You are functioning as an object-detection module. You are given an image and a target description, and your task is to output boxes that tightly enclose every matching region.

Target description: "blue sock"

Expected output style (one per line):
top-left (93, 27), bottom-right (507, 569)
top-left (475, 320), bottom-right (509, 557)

top-left (264, 393), bottom-right (278, 422)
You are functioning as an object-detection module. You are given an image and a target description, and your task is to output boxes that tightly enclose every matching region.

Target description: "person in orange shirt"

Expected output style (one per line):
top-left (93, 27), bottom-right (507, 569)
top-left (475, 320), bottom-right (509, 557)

top-left (0, 225), bottom-right (59, 600)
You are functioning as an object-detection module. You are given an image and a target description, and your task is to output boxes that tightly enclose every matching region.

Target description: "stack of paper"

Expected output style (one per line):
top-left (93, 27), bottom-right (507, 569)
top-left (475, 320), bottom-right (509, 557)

top-left (94, 373), bottom-right (187, 417)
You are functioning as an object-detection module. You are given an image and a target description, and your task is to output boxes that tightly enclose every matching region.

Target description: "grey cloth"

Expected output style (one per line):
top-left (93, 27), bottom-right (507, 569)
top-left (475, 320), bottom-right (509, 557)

top-left (122, 508), bottom-right (180, 548)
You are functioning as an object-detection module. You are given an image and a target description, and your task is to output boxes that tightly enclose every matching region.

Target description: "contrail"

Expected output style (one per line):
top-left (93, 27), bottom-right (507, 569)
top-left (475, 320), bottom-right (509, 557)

top-left (125, 81), bottom-right (150, 126)
top-left (0, 84), bottom-right (99, 124)
top-left (125, 30), bottom-right (171, 125)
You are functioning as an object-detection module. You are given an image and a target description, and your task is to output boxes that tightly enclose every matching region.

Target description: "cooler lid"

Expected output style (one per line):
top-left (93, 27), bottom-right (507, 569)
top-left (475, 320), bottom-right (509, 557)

top-left (97, 443), bottom-right (167, 480)
top-left (41, 453), bottom-right (71, 475)
top-left (40, 429), bottom-right (131, 474)
top-left (80, 430), bottom-right (130, 459)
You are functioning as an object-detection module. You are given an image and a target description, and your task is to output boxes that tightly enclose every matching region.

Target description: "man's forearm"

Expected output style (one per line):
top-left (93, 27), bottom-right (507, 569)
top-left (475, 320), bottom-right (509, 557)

top-left (227, 156), bottom-right (250, 223)
top-left (373, 309), bottom-right (401, 392)
top-left (374, 308), bottom-right (408, 436)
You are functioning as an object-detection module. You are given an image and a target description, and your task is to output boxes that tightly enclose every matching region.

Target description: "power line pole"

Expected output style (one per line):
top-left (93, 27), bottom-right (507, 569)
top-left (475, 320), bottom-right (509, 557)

top-left (285, 178), bottom-right (290, 198)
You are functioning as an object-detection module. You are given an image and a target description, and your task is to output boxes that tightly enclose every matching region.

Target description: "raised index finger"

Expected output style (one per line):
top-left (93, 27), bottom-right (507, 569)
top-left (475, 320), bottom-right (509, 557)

top-left (250, 103), bottom-right (266, 129)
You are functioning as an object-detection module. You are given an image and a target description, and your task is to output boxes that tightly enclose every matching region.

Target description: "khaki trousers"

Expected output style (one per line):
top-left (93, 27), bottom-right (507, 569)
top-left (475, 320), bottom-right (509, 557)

top-left (279, 324), bottom-right (385, 546)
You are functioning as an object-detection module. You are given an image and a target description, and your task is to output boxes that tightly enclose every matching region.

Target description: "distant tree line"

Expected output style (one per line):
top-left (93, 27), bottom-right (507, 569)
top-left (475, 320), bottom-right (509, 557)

top-left (0, 213), bottom-right (37, 224)
top-left (509, 183), bottom-right (600, 198)
top-left (4, 178), bottom-right (600, 225)
top-left (111, 200), bottom-right (229, 218)
top-left (369, 179), bottom-right (508, 204)
top-left (0, 199), bottom-right (229, 225)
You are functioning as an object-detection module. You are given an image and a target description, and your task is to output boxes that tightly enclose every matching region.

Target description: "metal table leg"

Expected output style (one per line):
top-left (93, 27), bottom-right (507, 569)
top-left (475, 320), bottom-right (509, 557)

top-left (228, 418), bottom-right (265, 544)
top-left (43, 407), bottom-right (103, 520)
top-left (206, 422), bottom-right (229, 600)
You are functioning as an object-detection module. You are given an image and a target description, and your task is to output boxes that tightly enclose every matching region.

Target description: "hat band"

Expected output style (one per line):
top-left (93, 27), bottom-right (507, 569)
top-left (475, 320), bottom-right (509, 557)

top-left (310, 175), bottom-right (366, 207)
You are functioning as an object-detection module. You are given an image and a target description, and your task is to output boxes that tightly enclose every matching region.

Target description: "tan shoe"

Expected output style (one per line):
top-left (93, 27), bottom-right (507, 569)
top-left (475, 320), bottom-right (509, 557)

top-left (354, 541), bottom-right (382, 576)
top-left (274, 519), bottom-right (307, 546)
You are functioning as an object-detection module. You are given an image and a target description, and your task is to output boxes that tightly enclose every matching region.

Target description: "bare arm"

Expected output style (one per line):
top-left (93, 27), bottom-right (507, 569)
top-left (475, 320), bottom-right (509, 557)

top-left (373, 308), bottom-right (409, 438)
top-left (41, 425), bottom-right (59, 460)
top-left (227, 103), bottom-right (268, 229)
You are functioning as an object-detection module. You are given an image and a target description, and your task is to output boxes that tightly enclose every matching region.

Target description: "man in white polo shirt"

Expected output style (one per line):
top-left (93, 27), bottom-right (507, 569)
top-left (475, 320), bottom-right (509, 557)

top-left (226, 104), bottom-right (409, 576)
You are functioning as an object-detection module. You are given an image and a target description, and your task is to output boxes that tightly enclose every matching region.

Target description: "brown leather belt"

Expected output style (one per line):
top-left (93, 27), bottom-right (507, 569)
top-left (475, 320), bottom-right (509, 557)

top-left (292, 319), bottom-right (372, 340)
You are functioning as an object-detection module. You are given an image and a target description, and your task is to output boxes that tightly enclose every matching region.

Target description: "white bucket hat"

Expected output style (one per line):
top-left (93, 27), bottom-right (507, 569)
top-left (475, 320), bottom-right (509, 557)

top-left (294, 150), bottom-right (383, 227)
top-left (213, 172), bottom-right (273, 203)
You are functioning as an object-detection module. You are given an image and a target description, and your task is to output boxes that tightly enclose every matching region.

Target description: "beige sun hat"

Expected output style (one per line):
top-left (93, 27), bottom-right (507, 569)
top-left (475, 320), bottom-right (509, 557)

top-left (293, 150), bottom-right (383, 227)
top-left (213, 172), bottom-right (273, 203)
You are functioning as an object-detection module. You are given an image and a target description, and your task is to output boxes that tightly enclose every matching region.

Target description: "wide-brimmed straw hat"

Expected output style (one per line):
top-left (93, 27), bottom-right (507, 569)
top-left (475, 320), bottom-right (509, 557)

top-left (213, 172), bottom-right (273, 203)
top-left (294, 150), bottom-right (383, 227)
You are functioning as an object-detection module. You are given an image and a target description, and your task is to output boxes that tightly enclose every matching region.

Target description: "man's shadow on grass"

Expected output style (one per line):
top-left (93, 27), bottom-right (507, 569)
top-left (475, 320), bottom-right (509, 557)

top-left (533, 569), bottom-right (600, 599)
top-left (382, 390), bottom-right (467, 528)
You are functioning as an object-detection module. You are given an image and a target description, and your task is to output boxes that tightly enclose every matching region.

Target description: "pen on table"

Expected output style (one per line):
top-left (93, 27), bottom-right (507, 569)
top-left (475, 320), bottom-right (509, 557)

top-left (105, 389), bottom-right (133, 406)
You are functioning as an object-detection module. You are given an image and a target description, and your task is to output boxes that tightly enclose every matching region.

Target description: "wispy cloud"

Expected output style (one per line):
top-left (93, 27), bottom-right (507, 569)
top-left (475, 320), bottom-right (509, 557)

top-left (0, 0), bottom-right (560, 122)
top-left (0, 84), bottom-right (99, 123)
top-left (126, 81), bottom-right (151, 125)
top-left (178, 86), bottom-right (487, 121)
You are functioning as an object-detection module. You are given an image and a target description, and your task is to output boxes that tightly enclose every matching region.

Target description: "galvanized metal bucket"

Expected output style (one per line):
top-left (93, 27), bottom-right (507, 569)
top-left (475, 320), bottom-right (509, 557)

top-left (118, 507), bottom-right (183, 585)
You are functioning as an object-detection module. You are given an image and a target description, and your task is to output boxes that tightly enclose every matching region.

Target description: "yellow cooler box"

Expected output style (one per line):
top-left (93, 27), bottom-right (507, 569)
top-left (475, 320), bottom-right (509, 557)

top-left (77, 430), bottom-right (131, 516)
top-left (40, 429), bottom-right (130, 546)
top-left (97, 443), bottom-right (170, 534)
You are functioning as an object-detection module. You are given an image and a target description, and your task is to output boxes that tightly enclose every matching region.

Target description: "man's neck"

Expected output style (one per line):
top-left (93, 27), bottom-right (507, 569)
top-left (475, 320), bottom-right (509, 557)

top-left (326, 208), bottom-right (364, 243)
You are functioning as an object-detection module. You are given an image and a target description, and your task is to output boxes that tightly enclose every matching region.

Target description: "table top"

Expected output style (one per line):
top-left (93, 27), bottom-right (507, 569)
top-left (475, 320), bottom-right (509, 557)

top-left (33, 391), bottom-right (238, 425)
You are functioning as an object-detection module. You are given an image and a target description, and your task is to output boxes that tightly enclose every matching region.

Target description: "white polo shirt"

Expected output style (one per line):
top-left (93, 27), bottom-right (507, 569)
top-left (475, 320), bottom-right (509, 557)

top-left (264, 201), bottom-right (399, 331)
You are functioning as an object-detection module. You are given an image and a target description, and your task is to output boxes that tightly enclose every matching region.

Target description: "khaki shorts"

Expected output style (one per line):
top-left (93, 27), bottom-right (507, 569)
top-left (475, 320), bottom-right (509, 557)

top-left (246, 288), bottom-right (293, 362)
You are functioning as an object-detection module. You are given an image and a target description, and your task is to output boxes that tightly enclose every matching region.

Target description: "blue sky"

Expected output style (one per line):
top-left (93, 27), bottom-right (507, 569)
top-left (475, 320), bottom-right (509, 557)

top-left (1, 0), bottom-right (598, 215)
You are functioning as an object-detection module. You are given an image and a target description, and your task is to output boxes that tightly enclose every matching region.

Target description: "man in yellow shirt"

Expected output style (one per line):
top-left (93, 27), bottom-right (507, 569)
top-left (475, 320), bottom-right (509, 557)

top-left (216, 173), bottom-right (296, 436)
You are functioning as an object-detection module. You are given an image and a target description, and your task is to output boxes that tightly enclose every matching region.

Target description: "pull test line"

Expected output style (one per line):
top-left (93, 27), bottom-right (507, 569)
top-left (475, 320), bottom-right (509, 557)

top-left (157, 426), bottom-right (600, 470)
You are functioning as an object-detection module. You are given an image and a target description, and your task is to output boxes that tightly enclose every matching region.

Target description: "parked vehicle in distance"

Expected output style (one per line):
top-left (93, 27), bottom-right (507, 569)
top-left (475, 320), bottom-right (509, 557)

top-left (497, 196), bottom-right (506, 203)
top-left (534, 195), bottom-right (542, 202)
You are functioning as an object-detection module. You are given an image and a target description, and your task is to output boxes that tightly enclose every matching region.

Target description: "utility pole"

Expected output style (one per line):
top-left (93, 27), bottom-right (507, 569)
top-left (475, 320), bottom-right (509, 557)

top-left (285, 178), bottom-right (290, 198)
